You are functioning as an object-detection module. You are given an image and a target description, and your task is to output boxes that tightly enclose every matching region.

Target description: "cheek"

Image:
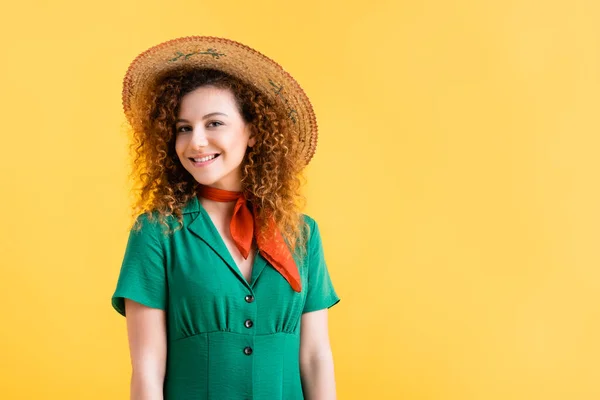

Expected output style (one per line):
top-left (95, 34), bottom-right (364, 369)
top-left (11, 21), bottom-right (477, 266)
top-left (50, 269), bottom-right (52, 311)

top-left (220, 137), bottom-right (246, 156)
top-left (174, 137), bottom-right (187, 158)
top-left (233, 131), bottom-right (252, 150)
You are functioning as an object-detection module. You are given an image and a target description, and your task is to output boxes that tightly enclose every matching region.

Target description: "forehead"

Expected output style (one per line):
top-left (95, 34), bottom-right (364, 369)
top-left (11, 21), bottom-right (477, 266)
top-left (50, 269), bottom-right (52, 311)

top-left (178, 86), bottom-right (238, 115)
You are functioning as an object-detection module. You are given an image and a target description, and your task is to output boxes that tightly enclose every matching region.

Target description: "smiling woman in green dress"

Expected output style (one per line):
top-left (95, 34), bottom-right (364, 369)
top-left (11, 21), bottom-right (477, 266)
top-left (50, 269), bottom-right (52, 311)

top-left (111, 36), bottom-right (340, 400)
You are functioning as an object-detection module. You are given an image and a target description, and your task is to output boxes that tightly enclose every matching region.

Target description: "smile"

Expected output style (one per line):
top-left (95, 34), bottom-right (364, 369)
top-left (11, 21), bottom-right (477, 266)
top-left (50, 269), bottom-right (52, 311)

top-left (189, 154), bottom-right (220, 167)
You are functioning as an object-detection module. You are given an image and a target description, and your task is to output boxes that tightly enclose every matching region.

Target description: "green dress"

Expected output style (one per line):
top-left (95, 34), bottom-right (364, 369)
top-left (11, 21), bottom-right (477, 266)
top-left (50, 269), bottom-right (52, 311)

top-left (111, 195), bottom-right (340, 399)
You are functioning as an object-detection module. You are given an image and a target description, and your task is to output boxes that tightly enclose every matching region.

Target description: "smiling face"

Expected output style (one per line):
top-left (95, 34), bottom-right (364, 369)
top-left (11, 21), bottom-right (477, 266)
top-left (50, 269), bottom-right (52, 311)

top-left (174, 86), bottom-right (256, 191)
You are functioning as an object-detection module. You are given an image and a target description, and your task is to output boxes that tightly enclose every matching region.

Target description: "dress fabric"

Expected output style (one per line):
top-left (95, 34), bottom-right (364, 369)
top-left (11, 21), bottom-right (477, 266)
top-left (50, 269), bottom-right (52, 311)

top-left (111, 195), bottom-right (340, 399)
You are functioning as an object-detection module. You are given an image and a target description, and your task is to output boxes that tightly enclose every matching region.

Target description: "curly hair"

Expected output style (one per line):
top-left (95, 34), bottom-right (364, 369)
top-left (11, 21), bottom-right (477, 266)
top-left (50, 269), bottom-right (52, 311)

top-left (125, 67), bottom-right (308, 252)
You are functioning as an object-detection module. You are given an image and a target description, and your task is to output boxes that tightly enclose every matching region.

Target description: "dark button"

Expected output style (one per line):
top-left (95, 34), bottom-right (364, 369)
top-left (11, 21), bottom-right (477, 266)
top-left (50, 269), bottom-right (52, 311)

top-left (245, 295), bottom-right (254, 303)
top-left (243, 346), bottom-right (253, 355)
top-left (244, 319), bottom-right (254, 328)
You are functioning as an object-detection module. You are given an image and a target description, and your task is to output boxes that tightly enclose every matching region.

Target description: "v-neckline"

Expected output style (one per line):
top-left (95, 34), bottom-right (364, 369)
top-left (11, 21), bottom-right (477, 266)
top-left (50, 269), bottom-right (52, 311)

top-left (188, 196), bottom-right (269, 289)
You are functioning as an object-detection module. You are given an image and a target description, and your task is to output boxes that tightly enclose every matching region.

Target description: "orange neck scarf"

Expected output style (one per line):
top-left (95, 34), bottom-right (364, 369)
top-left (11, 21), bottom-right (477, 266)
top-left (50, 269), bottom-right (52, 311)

top-left (197, 185), bottom-right (301, 292)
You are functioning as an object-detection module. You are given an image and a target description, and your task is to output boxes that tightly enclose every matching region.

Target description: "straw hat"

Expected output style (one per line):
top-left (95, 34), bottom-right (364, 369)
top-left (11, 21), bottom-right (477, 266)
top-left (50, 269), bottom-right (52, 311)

top-left (122, 36), bottom-right (318, 165)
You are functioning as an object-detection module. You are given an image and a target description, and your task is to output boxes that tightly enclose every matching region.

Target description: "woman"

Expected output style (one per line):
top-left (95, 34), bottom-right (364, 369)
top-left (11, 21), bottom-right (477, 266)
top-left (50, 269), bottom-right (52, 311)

top-left (110, 36), bottom-right (340, 399)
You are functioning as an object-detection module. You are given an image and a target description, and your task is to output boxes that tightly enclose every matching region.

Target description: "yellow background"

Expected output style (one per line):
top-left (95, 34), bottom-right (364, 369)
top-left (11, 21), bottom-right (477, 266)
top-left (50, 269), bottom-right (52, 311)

top-left (1, 0), bottom-right (599, 399)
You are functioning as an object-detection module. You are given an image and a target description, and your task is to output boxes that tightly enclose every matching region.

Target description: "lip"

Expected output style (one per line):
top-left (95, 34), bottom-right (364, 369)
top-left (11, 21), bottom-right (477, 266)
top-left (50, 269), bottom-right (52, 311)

top-left (189, 154), bottom-right (220, 167)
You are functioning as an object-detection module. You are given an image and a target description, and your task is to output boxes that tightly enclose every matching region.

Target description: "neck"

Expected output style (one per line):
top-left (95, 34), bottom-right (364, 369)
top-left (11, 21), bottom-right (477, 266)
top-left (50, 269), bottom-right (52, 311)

top-left (199, 196), bottom-right (237, 217)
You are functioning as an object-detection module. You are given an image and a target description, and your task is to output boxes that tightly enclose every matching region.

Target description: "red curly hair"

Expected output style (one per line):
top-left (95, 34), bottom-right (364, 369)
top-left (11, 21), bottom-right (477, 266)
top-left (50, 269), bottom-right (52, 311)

top-left (126, 67), bottom-right (308, 251)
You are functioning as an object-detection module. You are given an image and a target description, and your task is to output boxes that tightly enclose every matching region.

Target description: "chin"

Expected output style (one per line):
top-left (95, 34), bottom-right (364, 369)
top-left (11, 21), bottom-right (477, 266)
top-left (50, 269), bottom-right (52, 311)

top-left (187, 172), bottom-right (224, 188)
top-left (190, 174), bottom-right (220, 187)
top-left (185, 165), bottom-right (242, 190)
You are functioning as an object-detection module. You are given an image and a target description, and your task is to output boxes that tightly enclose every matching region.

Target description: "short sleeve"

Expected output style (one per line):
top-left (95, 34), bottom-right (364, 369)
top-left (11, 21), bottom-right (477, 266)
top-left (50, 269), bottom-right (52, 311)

top-left (111, 214), bottom-right (167, 317)
top-left (302, 217), bottom-right (340, 314)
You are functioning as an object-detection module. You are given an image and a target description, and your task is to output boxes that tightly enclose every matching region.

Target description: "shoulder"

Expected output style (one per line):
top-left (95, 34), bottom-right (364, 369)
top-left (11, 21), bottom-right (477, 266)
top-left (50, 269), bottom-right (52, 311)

top-left (300, 213), bottom-right (316, 231)
top-left (300, 213), bottom-right (323, 244)
top-left (132, 196), bottom-right (201, 233)
top-left (131, 210), bottom-right (180, 239)
top-left (301, 213), bottom-right (316, 227)
top-left (132, 211), bottom-right (162, 231)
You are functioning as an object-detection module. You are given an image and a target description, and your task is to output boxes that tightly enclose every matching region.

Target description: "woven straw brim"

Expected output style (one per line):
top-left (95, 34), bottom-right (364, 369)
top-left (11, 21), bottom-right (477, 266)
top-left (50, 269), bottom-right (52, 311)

top-left (122, 36), bottom-right (318, 166)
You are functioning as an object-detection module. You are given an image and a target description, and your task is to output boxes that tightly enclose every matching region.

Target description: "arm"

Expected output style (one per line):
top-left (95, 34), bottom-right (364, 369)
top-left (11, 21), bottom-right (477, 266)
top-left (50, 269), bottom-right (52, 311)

top-left (125, 299), bottom-right (167, 400)
top-left (300, 309), bottom-right (337, 400)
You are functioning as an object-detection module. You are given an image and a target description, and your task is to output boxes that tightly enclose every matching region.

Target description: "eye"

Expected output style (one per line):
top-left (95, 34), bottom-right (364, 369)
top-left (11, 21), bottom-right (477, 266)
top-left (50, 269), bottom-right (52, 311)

top-left (207, 121), bottom-right (224, 128)
top-left (176, 125), bottom-right (192, 133)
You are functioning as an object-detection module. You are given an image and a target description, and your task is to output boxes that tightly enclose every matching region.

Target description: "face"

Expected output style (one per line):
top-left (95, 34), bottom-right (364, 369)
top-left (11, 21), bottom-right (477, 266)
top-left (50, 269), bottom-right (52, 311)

top-left (175, 86), bottom-right (256, 191)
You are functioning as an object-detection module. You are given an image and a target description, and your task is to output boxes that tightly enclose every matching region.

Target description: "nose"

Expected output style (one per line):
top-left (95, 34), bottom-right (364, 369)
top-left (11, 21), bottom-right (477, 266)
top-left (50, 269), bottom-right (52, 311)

top-left (189, 127), bottom-right (209, 148)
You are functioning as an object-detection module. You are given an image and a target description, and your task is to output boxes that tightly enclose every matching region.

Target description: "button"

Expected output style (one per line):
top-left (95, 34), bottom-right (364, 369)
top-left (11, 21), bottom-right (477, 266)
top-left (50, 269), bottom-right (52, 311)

top-left (244, 319), bottom-right (253, 328)
top-left (245, 295), bottom-right (254, 303)
top-left (243, 346), bottom-right (253, 355)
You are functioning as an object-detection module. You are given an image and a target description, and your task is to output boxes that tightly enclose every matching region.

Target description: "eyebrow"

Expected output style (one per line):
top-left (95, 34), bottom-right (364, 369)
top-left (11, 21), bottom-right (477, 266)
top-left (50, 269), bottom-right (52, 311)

top-left (176, 112), bottom-right (228, 123)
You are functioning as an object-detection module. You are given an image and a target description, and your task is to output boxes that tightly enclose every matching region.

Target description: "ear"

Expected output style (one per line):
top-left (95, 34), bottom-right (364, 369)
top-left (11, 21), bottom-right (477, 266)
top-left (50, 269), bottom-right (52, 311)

top-left (247, 124), bottom-right (256, 148)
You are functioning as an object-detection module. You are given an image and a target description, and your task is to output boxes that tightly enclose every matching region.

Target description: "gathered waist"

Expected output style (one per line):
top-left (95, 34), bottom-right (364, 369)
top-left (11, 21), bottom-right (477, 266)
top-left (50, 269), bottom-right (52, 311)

top-left (164, 331), bottom-right (304, 400)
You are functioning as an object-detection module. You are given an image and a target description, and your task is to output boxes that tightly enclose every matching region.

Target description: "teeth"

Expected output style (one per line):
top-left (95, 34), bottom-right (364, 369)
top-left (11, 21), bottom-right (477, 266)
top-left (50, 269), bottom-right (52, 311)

top-left (193, 155), bottom-right (217, 163)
